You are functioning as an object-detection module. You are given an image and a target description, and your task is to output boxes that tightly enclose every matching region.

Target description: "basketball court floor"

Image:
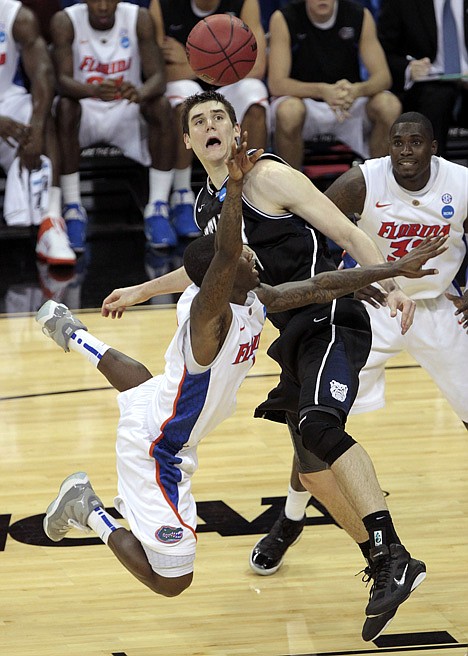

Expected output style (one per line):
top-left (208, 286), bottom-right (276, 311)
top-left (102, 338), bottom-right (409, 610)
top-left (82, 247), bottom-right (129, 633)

top-left (1, 231), bottom-right (467, 656)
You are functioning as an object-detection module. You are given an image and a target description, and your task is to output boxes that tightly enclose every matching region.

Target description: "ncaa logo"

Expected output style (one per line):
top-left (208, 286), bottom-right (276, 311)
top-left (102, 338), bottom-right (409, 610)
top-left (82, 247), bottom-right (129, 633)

top-left (441, 205), bottom-right (454, 219)
top-left (0, 31), bottom-right (5, 43)
top-left (218, 187), bottom-right (227, 202)
top-left (121, 36), bottom-right (130, 48)
top-left (441, 193), bottom-right (452, 204)
top-left (155, 525), bottom-right (183, 544)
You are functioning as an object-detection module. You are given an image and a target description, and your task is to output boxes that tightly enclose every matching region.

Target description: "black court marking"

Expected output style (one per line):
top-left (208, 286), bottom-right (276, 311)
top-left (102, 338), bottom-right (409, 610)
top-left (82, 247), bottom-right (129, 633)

top-left (0, 363), bottom-right (419, 403)
top-left (375, 631), bottom-right (460, 648)
top-left (110, 640), bottom-right (467, 656)
top-left (279, 638), bottom-right (467, 655)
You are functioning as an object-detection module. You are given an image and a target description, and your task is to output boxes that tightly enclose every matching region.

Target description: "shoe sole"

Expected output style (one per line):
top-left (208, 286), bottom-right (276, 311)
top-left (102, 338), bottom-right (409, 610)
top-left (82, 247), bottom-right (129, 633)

top-left (43, 472), bottom-right (89, 541)
top-left (36, 299), bottom-right (61, 327)
top-left (366, 569), bottom-right (426, 618)
top-left (362, 607), bottom-right (397, 642)
top-left (249, 533), bottom-right (303, 576)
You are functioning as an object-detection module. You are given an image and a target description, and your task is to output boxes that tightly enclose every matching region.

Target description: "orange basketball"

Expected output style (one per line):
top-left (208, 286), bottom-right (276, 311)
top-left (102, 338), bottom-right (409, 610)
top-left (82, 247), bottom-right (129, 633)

top-left (186, 14), bottom-right (257, 87)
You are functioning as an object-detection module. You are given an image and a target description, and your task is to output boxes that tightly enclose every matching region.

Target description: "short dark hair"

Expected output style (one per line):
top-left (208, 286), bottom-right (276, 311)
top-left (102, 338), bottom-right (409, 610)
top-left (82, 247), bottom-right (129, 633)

top-left (391, 112), bottom-right (434, 140)
top-left (183, 234), bottom-right (216, 287)
top-left (181, 90), bottom-right (237, 135)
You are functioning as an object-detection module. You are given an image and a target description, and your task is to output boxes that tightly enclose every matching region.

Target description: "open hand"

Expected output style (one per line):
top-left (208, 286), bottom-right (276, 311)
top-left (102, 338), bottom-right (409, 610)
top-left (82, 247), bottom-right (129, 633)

top-left (101, 283), bottom-right (148, 318)
top-left (392, 235), bottom-right (448, 278)
top-left (446, 290), bottom-right (468, 333)
top-left (225, 131), bottom-right (264, 181)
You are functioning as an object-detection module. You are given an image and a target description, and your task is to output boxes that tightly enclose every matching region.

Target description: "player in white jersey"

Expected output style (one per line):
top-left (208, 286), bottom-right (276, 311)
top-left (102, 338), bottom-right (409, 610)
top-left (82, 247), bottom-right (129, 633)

top-left (341, 116), bottom-right (468, 423)
top-left (37, 133), bottom-right (442, 599)
top-left (50, 0), bottom-right (176, 252)
top-left (0, 0), bottom-right (75, 265)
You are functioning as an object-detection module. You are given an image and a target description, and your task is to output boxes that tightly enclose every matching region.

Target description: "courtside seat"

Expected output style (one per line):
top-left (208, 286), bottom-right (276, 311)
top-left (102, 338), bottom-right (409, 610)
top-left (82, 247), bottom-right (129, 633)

top-left (302, 135), bottom-right (363, 191)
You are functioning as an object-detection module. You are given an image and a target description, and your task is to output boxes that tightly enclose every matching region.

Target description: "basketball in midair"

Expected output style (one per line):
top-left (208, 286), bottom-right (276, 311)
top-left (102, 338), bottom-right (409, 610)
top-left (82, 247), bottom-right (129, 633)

top-left (186, 14), bottom-right (257, 87)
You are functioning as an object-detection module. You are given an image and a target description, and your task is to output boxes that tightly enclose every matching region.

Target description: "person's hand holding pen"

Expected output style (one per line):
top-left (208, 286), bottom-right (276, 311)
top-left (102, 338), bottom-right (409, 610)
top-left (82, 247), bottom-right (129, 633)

top-left (406, 55), bottom-right (432, 81)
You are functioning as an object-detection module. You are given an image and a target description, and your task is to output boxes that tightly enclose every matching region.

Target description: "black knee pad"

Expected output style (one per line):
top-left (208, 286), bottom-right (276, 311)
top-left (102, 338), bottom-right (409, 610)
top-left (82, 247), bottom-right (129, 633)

top-left (298, 410), bottom-right (356, 466)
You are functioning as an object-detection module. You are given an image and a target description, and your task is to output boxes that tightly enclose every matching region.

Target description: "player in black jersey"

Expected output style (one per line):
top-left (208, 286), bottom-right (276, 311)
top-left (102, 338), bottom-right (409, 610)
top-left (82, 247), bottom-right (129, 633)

top-left (101, 90), bottom-right (427, 637)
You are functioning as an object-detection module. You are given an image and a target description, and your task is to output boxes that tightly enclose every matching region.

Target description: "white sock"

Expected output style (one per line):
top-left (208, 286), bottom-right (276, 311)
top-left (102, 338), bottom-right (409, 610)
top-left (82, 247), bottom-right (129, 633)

top-left (69, 329), bottom-right (110, 367)
top-left (284, 485), bottom-right (311, 521)
top-left (87, 507), bottom-right (124, 545)
top-left (47, 186), bottom-right (62, 219)
top-left (61, 172), bottom-right (81, 205)
top-left (148, 168), bottom-right (173, 205)
top-left (173, 166), bottom-right (192, 192)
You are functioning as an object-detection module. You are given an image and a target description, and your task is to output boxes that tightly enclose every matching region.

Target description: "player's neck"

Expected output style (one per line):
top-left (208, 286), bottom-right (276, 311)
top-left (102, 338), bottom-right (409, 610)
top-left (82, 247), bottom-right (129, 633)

top-left (206, 161), bottom-right (229, 190)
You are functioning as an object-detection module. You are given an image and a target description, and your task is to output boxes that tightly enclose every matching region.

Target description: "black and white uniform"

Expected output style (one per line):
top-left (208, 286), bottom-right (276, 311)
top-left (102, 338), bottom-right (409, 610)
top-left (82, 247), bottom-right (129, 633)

top-left (195, 153), bottom-right (372, 472)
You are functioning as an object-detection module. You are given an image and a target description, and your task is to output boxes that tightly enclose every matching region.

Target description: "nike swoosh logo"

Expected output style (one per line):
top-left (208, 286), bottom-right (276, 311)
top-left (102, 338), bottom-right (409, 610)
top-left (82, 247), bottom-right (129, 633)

top-left (376, 202), bottom-right (392, 208)
top-left (197, 205), bottom-right (205, 212)
top-left (394, 564), bottom-right (408, 587)
top-left (170, 24), bottom-right (183, 30)
top-left (313, 317), bottom-right (327, 323)
top-left (240, 326), bottom-right (245, 331)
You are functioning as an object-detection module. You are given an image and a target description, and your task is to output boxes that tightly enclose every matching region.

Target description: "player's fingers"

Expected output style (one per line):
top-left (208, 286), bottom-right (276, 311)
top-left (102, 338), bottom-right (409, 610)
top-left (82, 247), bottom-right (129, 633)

top-left (419, 267), bottom-right (439, 277)
top-left (250, 148), bottom-right (264, 163)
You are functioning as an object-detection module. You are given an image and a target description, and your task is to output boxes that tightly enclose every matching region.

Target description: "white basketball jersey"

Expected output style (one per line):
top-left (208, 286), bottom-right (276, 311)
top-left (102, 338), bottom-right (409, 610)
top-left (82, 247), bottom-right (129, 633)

top-left (359, 156), bottom-right (468, 298)
top-left (147, 284), bottom-right (266, 452)
top-left (0, 0), bottom-right (21, 92)
top-left (65, 2), bottom-right (141, 89)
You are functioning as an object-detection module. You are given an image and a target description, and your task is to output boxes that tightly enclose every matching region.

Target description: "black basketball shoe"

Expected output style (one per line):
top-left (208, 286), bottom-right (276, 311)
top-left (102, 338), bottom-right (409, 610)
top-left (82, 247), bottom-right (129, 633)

top-left (249, 508), bottom-right (305, 575)
top-left (365, 543), bottom-right (426, 617)
top-left (362, 607), bottom-right (397, 642)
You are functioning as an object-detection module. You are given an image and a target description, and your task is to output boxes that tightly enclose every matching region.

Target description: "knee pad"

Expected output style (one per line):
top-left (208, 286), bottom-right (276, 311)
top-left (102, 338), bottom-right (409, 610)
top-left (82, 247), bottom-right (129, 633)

top-left (298, 410), bottom-right (356, 466)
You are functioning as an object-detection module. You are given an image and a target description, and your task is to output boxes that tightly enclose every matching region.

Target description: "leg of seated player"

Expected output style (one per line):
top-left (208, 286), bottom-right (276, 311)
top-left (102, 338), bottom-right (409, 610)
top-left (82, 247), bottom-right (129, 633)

top-left (242, 103), bottom-right (267, 150)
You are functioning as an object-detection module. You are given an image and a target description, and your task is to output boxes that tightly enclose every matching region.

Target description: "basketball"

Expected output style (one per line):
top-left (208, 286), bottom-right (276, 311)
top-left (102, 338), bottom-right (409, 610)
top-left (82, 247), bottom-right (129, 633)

top-left (186, 14), bottom-right (257, 87)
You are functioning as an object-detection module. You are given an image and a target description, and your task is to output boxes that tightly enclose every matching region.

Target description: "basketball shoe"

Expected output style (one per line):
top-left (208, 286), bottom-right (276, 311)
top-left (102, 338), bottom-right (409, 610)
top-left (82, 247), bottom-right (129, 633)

top-left (365, 543), bottom-right (426, 617)
top-left (362, 607), bottom-right (397, 642)
top-left (144, 200), bottom-right (177, 248)
top-left (249, 508), bottom-right (305, 575)
top-left (170, 189), bottom-right (201, 238)
top-left (44, 472), bottom-right (103, 542)
top-left (35, 217), bottom-right (76, 266)
top-left (36, 299), bottom-right (87, 352)
top-left (63, 203), bottom-right (88, 253)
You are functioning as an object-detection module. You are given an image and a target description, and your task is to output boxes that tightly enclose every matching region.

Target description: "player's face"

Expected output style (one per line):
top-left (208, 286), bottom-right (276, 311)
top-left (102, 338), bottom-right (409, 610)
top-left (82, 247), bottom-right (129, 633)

top-left (306, 0), bottom-right (336, 22)
top-left (85, 0), bottom-right (119, 31)
top-left (184, 101), bottom-right (241, 165)
top-left (389, 123), bottom-right (437, 191)
top-left (235, 247), bottom-right (260, 291)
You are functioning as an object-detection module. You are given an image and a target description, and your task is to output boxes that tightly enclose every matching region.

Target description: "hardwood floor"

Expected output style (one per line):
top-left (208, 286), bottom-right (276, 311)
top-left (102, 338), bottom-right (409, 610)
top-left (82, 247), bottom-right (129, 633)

top-left (1, 294), bottom-right (467, 656)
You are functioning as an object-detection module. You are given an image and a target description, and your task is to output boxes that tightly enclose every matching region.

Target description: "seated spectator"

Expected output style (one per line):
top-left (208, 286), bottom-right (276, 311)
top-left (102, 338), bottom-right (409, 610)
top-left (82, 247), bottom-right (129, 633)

top-left (149, 0), bottom-right (269, 247)
top-left (0, 0), bottom-right (75, 266)
top-left (378, 0), bottom-right (468, 158)
top-left (268, 0), bottom-right (401, 170)
top-left (50, 0), bottom-right (176, 252)
top-left (21, 0), bottom-right (61, 43)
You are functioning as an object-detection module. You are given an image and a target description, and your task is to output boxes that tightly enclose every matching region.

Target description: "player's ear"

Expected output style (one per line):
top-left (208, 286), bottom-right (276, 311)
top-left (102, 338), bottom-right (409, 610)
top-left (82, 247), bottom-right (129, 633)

top-left (183, 132), bottom-right (192, 151)
top-left (234, 123), bottom-right (241, 139)
top-left (431, 139), bottom-right (438, 155)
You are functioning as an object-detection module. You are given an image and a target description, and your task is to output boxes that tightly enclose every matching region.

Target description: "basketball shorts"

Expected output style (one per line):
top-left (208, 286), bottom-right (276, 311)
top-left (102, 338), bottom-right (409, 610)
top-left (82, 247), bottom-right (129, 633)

top-left (166, 78), bottom-right (269, 124)
top-left (78, 98), bottom-right (151, 166)
top-left (114, 376), bottom-right (198, 578)
top-left (255, 298), bottom-right (372, 470)
top-left (0, 86), bottom-right (32, 171)
top-left (270, 95), bottom-right (372, 159)
top-left (351, 287), bottom-right (468, 422)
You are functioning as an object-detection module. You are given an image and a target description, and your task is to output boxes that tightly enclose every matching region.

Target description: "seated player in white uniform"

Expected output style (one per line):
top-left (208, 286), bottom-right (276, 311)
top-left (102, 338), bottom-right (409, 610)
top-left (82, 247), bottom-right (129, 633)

top-left (149, 0), bottom-right (269, 246)
top-left (37, 134), bottom-right (442, 599)
top-left (50, 0), bottom-right (176, 252)
top-left (0, 0), bottom-right (75, 265)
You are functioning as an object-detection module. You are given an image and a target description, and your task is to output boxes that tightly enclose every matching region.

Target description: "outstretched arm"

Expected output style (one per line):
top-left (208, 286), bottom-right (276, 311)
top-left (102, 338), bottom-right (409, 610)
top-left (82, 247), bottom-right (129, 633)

top-left (190, 137), bottom-right (263, 365)
top-left (259, 236), bottom-right (447, 323)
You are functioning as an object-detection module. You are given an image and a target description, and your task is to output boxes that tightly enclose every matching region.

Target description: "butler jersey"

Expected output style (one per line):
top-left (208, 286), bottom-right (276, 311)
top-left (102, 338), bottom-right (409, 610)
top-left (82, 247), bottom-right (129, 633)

top-left (0, 0), bottom-right (22, 93)
top-left (146, 283), bottom-right (266, 456)
top-left (359, 156), bottom-right (468, 298)
top-left (65, 2), bottom-right (141, 92)
top-left (195, 152), bottom-right (337, 331)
